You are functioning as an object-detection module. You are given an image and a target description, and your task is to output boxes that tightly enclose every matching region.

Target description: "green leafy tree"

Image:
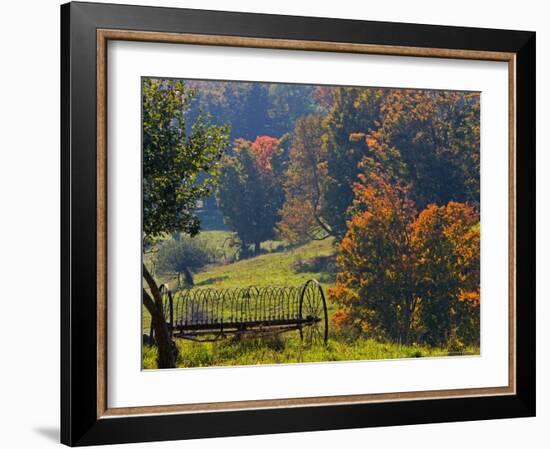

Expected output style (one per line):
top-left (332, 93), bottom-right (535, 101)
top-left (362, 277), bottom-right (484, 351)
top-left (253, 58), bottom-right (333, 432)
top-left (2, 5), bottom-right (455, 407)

top-left (320, 87), bottom-right (386, 238)
top-left (142, 78), bottom-right (229, 368)
top-left (217, 137), bottom-right (285, 255)
top-left (266, 84), bottom-right (317, 136)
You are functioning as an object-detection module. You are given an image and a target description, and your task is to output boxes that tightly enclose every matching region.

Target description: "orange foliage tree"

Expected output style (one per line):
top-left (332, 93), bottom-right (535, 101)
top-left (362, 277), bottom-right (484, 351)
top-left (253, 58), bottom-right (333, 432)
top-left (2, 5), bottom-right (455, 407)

top-left (329, 174), bottom-right (480, 347)
top-left (412, 202), bottom-right (480, 346)
top-left (329, 174), bottom-right (418, 343)
top-left (250, 135), bottom-right (280, 173)
top-left (277, 116), bottom-right (331, 243)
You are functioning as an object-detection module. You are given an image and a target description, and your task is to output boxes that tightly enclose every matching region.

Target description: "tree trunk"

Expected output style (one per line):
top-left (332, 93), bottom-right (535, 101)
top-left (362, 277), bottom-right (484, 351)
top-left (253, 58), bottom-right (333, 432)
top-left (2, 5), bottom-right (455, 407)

top-left (254, 241), bottom-right (261, 255)
top-left (240, 240), bottom-right (249, 259)
top-left (143, 263), bottom-right (176, 369)
top-left (182, 266), bottom-right (194, 286)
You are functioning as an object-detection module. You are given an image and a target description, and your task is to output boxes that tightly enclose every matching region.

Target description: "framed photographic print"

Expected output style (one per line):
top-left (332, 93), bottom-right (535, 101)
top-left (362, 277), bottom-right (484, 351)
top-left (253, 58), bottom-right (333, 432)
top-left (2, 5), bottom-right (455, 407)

top-left (60, 1), bottom-right (536, 446)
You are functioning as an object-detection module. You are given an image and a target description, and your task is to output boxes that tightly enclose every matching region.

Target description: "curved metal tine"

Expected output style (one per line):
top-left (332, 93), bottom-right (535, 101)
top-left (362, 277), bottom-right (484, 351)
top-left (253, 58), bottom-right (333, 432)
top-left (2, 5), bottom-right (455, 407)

top-left (219, 290), bottom-right (225, 325)
top-left (266, 287), bottom-right (273, 321)
top-left (267, 286), bottom-right (273, 321)
top-left (188, 290), bottom-right (195, 325)
top-left (172, 290), bottom-right (179, 325)
top-left (203, 291), bottom-right (209, 325)
top-left (246, 286), bottom-right (255, 322)
top-left (186, 289), bottom-right (192, 325)
top-left (199, 289), bottom-right (208, 324)
top-left (234, 287), bottom-right (241, 323)
top-left (305, 282), bottom-right (314, 316)
top-left (285, 287), bottom-right (294, 320)
top-left (247, 286), bottom-right (256, 322)
top-left (204, 290), bottom-right (210, 324)
top-left (236, 287), bottom-right (241, 323)
top-left (314, 282), bottom-right (323, 318)
top-left (277, 287), bottom-right (283, 320)
top-left (294, 286), bottom-right (301, 318)
top-left (225, 289), bottom-right (231, 324)
top-left (210, 289), bottom-right (216, 324)
top-left (215, 289), bottom-right (221, 324)
top-left (245, 287), bottom-right (250, 322)
top-left (238, 287), bottom-right (244, 323)
top-left (288, 287), bottom-right (295, 319)
top-left (175, 290), bottom-right (181, 326)
top-left (257, 287), bottom-right (264, 321)
top-left (172, 290), bottom-right (178, 325)
top-left (238, 288), bottom-right (244, 323)
top-left (188, 291), bottom-right (194, 325)
top-left (246, 286), bottom-right (257, 322)
top-left (263, 286), bottom-right (269, 322)
top-left (277, 287), bottom-right (284, 320)
top-left (181, 289), bottom-right (187, 325)
top-left (268, 287), bottom-right (274, 320)
top-left (245, 287), bottom-right (251, 322)
top-left (249, 286), bottom-right (259, 321)
top-left (228, 288), bottom-right (234, 323)
top-left (243, 287), bottom-right (249, 322)
top-left (222, 288), bottom-right (230, 324)
top-left (209, 289), bottom-right (215, 324)
top-left (196, 290), bottom-right (202, 325)
top-left (198, 290), bottom-right (203, 325)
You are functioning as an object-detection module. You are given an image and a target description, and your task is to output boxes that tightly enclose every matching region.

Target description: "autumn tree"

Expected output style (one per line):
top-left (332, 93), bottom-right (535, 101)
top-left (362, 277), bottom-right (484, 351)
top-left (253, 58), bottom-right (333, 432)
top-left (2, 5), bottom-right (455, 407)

top-left (329, 173), bottom-right (480, 347)
top-left (329, 174), bottom-right (418, 343)
top-left (142, 78), bottom-right (229, 368)
top-left (362, 90), bottom-right (480, 210)
top-left (411, 202), bottom-right (480, 346)
top-left (217, 136), bottom-right (285, 255)
top-left (278, 116), bottom-right (331, 243)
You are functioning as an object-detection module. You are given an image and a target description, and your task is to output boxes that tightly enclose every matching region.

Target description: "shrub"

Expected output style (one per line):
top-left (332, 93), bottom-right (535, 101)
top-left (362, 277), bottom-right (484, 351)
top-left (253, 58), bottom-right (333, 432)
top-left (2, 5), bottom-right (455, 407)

top-left (292, 254), bottom-right (336, 274)
top-left (156, 236), bottom-right (215, 284)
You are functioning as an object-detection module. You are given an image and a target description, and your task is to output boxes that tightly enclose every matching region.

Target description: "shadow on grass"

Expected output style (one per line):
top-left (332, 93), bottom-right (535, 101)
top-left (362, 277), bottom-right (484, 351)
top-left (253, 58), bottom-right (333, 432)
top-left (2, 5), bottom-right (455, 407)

top-left (195, 275), bottom-right (229, 286)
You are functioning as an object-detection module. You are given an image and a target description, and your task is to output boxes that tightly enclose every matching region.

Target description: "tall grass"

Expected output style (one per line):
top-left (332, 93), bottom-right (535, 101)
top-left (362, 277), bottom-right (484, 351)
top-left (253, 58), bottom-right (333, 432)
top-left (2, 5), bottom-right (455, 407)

top-left (143, 332), bottom-right (478, 369)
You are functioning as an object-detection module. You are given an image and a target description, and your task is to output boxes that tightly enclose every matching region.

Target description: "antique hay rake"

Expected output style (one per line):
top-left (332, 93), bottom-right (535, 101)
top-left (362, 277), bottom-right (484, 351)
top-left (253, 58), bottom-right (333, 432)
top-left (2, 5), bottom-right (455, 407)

top-left (156, 279), bottom-right (328, 345)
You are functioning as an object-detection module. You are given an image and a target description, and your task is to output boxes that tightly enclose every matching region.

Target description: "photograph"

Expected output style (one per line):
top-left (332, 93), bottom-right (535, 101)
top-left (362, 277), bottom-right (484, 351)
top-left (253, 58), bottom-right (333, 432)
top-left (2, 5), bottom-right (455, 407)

top-left (141, 77), bottom-right (481, 369)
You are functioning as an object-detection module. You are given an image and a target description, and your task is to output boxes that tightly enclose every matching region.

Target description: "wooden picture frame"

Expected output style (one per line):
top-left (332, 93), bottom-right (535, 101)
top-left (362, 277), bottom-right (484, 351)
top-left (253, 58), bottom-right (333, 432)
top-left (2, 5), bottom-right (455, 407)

top-left (61, 1), bottom-right (535, 446)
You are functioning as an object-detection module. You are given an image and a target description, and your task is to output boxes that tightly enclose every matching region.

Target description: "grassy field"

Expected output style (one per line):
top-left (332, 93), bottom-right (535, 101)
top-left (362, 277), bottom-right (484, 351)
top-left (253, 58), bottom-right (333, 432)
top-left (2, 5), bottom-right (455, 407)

top-left (143, 333), bottom-right (462, 369)
top-left (143, 231), bottom-right (479, 368)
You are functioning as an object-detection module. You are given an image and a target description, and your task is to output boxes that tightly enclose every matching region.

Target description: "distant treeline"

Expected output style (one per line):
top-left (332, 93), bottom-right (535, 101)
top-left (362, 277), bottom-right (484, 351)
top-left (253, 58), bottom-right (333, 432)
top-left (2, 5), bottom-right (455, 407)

top-left (186, 80), bottom-right (333, 140)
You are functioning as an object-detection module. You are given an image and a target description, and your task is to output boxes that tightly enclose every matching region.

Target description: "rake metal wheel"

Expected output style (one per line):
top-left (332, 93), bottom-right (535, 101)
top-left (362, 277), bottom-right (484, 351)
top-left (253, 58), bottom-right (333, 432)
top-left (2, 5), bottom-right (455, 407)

top-left (299, 280), bottom-right (328, 345)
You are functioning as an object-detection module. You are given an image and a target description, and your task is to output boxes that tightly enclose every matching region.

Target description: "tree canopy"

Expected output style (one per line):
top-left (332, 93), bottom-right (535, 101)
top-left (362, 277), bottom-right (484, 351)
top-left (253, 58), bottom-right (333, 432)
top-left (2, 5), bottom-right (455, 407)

top-left (143, 78), bottom-right (229, 242)
top-left (329, 172), bottom-right (480, 346)
top-left (217, 136), bottom-right (286, 255)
